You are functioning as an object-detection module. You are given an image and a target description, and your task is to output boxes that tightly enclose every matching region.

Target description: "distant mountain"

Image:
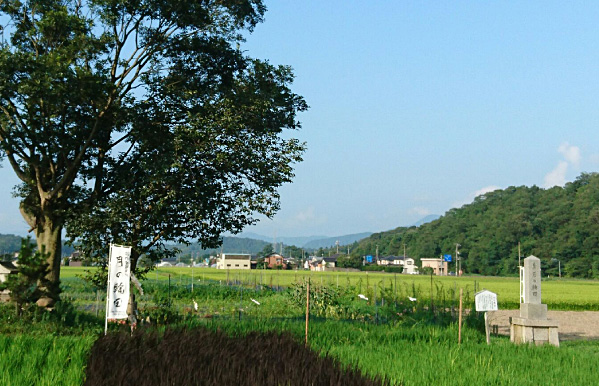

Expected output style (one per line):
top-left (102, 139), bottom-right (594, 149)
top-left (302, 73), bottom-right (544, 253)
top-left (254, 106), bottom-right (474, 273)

top-left (171, 236), bottom-right (269, 256)
top-left (411, 214), bottom-right (441, 227)
top-left (0, 233), bottom-right (75, 256)
top-left (236, 231), bottom-right (372, 250)
top-left (303, 232), bottom-right (373, 249)
top-left (238, 232), bottom-right (327, 248)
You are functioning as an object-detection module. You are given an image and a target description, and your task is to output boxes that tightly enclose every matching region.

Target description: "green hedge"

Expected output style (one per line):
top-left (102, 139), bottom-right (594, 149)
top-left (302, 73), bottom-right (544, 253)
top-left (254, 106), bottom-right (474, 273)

top-left (361, 265), bottom-right (403, 273)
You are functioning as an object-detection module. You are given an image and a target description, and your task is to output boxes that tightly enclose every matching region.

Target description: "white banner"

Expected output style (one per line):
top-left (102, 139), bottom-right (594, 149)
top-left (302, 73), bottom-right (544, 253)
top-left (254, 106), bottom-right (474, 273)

top-left (107, 244), bottom-right (131, 319)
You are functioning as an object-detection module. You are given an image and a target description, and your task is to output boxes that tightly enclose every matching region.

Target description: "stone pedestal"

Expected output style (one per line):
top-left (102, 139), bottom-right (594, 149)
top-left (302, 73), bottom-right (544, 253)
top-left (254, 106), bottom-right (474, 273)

top-left (510, 256), bottom-right (560, 347)
top-left (510, 317), bottom-right (560, 347)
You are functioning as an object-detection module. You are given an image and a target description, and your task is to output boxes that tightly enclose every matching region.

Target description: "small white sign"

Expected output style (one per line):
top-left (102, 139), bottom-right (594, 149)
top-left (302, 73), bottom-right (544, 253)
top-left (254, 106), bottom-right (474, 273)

top-left (475, 290), bottom-right (498, 312)
top-left (107, 244), bottom-right (131, 319)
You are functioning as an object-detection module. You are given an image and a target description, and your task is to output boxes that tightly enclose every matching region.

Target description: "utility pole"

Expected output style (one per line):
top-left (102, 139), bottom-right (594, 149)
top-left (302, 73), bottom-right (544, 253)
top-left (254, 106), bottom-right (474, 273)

top-left (455, 243), bottom-right (461, 276)
top-left (518, 242), bottom-right (521, 267)
top-left (335, 240), bottom-right (339, 254)
top-left (376, 245), bottom-right (379, 260)
top-left (558, 260), bottom-right (561, 278)
top-left (403, 243), bottom-right (406, 259)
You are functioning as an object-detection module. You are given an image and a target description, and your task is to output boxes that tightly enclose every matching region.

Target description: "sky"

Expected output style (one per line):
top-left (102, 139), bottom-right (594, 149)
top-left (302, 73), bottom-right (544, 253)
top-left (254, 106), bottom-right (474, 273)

top-left (2, 1), bottom-right (599, 238)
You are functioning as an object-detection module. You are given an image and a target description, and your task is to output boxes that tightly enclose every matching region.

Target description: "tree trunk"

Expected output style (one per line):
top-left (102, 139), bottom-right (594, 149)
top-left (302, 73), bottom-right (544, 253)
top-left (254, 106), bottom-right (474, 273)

top-left (35, 216), bottom-right (63, 307)
top-left (21, 205), bottom-right (63, 307)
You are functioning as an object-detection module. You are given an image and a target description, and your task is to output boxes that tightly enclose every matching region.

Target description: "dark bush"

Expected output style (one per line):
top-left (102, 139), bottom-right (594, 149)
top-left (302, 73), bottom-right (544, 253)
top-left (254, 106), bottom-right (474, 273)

top-left (361, 265), bottom-right (385, 272)
top-left (85, 328), bottom-right (389, 386)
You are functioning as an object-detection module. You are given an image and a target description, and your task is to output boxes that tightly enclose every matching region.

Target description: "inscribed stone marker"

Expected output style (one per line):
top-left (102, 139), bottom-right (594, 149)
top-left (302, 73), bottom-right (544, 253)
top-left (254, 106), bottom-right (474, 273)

top-left (523, 255), bottom-right (541, 304)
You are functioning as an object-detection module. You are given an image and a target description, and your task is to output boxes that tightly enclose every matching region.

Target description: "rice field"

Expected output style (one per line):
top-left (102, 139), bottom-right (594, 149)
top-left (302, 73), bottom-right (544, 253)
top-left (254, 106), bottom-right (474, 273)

top-left (62, 267), bottom-right (599, 310)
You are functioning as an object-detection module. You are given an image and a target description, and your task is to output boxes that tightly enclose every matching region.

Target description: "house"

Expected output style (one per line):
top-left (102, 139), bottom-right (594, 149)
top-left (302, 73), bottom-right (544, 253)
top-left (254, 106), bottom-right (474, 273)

top-left (0, 261), bottom-right (18, 302)
top-left (377, 256), bottom-right (394, 266)
top-left (216, 253), bottom-right (251, 269)
top-left (309, 259), bottom-right (323, 271)
top-left (265, 253), bottom-right (286, 269)
top-left (322, 256), bottom-right (337, 269)
top-left (374, 256), bottom-right (418, 273)
top-left (306, 255), bottom-right (337, 272)
top-left (0, 261), bottom-right (17, 283)
top-left (420, 258), bottom-right (449, 276)
top-left (401, 257), bottom-right (417, 274)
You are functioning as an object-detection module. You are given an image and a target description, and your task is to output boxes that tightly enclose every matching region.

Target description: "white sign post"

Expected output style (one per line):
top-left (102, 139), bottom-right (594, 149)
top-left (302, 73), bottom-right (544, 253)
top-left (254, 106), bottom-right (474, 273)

top-left (475, 290), bottom-right (498, 345)
top-left (105, 244), bottom-right (132, 335)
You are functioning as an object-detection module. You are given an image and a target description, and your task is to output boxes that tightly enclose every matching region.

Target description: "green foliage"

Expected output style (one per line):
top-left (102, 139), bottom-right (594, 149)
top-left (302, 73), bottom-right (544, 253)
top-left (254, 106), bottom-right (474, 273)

top-left (260, 244), bottom-right (275, 257)
top-left (0, 0), bottom-right (306, 302)
top-left (0, 237), bottom-right (54, 312)
top-left (288, 281), bottom-right (345, 318)
top-left (420, 266), bottom-right (434, 276)
top-left (361, 265), bottom-right (385, 271)
top-left (337, 255), bottom-right (363, 269)
top-left (0, 299), bottom-right (103, 335)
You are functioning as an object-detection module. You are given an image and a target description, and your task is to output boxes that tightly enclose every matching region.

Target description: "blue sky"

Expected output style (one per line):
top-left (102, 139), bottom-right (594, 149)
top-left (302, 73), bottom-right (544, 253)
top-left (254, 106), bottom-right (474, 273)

top-left (2, 1), bottom-right (599, 238)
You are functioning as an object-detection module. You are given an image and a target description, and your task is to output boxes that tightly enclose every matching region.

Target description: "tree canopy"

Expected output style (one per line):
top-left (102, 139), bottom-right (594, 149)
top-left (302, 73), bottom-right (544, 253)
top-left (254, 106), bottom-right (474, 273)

top-left (0, 0), bottom-right (306, 305)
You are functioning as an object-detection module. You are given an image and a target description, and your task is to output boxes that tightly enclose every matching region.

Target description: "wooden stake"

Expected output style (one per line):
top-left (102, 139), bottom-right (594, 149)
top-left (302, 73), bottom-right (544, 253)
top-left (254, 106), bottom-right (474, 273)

top-left (305, 280), bottom-right (310, 346)
top-left (484, 312), bottom-right (491, 344)
top-left (458, 288), bottom-right (463, 344)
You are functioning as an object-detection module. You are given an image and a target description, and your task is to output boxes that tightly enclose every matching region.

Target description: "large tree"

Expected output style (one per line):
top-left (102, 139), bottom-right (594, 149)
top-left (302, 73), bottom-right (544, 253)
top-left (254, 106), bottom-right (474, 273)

top-left (0, 0), bottom-right (306, 306)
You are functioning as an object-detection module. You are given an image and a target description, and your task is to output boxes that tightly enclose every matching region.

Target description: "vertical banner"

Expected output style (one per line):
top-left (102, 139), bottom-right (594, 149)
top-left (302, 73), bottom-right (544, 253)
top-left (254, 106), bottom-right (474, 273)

top-left (107, 244), bottom-right (132, 320)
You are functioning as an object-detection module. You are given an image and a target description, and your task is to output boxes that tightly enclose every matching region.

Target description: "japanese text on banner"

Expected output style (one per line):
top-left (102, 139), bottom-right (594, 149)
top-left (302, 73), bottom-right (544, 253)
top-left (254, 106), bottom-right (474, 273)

top-left (107, 245), bottom-right (131, 319)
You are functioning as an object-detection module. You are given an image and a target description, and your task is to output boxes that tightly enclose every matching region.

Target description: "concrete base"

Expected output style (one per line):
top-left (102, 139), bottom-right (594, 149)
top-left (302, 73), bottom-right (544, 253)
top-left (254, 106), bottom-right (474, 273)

top-left (510, 317), bottom-right (559, 347)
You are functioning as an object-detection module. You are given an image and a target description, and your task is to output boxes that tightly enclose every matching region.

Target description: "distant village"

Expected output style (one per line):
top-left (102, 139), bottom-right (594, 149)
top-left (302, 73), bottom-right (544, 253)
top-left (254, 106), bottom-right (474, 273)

top-left (153, 253), bottom-right (455, 276)
top-left (0, 249), bottom-right (457, 293)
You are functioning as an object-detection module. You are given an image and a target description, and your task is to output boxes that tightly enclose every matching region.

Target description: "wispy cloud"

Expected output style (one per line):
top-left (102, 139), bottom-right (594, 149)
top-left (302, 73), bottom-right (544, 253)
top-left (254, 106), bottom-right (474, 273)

top-left (453, 185), bottom-right (501, 208)
top-left (558, 142), bottom-right (581, 167)
top-left (543, 160), bottom-right (568, 188)
top-left (544, 142), bottom-right (581, 188)
top-left (473, 186), bottom-right (501, 197)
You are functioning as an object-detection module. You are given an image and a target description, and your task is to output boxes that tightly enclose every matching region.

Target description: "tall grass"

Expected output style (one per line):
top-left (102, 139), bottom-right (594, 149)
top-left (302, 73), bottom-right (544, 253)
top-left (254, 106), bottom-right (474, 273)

top-left (196, 318), bottom-right (599, 386)
top-left (0, 334), bottom-right (96, 385)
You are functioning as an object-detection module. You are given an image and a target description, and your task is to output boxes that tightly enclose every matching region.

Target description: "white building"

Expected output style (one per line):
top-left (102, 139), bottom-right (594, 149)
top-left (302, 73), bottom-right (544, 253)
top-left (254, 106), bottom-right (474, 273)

top-left (375, 256), bottom-right (418, 274)
top-left (216, 253), bottom-right (251, 270)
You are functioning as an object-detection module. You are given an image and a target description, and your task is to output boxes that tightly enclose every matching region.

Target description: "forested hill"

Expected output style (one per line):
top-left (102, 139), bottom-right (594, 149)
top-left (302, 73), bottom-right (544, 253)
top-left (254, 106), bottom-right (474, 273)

top-left (352, 173), bottom-right (599, 278)
top-left (0, 234), bottom-right (24, 254)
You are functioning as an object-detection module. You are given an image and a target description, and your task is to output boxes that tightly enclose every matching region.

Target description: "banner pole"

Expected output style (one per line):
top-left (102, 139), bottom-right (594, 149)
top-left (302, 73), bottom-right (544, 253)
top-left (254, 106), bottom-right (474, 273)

top-left (105, 244), bottom-right (112, 335)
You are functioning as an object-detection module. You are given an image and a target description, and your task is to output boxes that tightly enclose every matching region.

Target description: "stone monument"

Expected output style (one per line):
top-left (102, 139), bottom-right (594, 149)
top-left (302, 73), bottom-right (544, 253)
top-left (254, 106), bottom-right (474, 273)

top-left (510, 255), bottom-right (559, 346)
